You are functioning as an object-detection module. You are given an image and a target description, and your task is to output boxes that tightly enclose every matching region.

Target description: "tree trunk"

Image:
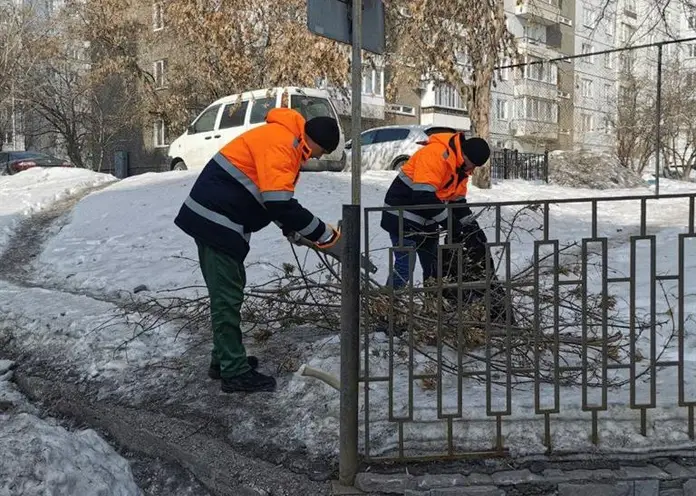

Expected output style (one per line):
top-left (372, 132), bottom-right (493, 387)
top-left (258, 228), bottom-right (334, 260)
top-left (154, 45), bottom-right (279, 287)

top-left (470, 75), bottom-right (492, 189)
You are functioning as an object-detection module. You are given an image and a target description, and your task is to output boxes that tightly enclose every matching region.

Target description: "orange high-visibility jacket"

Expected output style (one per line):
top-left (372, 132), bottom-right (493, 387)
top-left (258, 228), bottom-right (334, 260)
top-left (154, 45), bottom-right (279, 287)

top-left (381, 132), bottom-right (475, 235)
top-left (175, 108), bottom-right (334, 262)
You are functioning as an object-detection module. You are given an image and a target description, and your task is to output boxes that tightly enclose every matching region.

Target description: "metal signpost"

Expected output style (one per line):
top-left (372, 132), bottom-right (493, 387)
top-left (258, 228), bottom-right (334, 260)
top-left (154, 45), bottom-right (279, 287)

top-left (307, 0), bottom-right (384, 486)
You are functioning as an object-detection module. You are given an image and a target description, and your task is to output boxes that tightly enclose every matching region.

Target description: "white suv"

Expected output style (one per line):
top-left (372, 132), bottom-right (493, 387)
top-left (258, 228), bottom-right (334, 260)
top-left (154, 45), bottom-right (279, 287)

top-left (344, 124), bottom-right (461, 171)
top-left (167, 87), bottom-right (346, 172)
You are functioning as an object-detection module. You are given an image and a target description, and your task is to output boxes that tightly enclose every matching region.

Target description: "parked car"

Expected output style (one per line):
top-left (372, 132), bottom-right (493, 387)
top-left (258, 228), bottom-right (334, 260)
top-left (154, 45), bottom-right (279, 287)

top-left (0, 151), bottom-right (73, 175)
top-left (344, 124), bottom-right (462, 171)
top-left (167, 87), bottom-right (346, 173)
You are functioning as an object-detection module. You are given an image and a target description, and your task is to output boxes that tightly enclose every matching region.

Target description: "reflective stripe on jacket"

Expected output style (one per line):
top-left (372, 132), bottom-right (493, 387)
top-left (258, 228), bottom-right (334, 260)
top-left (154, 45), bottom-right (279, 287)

top-left (175, 108), bottom-right (333, 262)
top-left (380, 132), bottom-right (473, 236)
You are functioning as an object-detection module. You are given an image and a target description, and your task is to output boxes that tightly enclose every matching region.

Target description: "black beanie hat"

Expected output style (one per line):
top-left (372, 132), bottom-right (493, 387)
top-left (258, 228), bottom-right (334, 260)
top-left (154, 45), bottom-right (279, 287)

top-left (460, 136), bottom-right (491, 167)
top-left (304, 116), bottom-right (340, 153)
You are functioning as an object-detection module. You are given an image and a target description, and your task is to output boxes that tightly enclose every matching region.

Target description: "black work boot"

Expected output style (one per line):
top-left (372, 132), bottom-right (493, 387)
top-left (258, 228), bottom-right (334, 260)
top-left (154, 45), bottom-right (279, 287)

top-left (208, 356), bottom-right (258, 380)
top-left (221, 369), bottom-right (276, 393)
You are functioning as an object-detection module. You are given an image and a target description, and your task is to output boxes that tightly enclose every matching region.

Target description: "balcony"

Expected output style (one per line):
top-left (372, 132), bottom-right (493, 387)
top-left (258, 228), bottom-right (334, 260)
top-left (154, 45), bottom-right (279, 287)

top-left (513, 78), bottom-right (559, 100)
top-left (515, 0), bottom-right (561, 26)
top-left (509, 119), bottom-right (559, 141)
top-left (517, 37), bottom-right (563, 60)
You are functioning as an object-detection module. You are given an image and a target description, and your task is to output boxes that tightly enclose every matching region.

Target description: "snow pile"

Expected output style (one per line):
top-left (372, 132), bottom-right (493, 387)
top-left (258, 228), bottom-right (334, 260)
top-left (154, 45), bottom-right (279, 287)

top-left (0, 361), bottom-right (141, 496)
top-left (548, 149), bottom-right (646, 189)
top-left (0, 167), bottom-right (117, 251)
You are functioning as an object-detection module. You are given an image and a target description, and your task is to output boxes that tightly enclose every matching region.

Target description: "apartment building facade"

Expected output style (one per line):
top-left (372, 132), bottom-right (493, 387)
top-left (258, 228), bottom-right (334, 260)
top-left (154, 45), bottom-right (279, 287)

top-left (121, 0), bottom-right (695, 173)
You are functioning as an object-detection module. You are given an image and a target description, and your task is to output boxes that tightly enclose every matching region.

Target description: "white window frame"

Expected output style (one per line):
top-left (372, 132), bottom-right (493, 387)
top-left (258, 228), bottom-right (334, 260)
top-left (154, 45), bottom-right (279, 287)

top-left (362, 69), bottom-right (384, 97)
top-left (581, 43), bottom-right (594, 63)
top-left (604, 52), bottom-right (614, 69)
top-left (524, 97), bottom-right (558, 123)
top-left (583, 7), bottom-right (594, 28)
top-left (153, 2), bottom-right (164, 31)
top-left (498, 58), bottom-right (510, 81)
top-left (579, 113), bottom-right (594, 133)
top-left (581, 78), bottom-right (593, 97)
top-left (604, 83), bottom-right (613, 104)
top-left (153, 119), bottom-right (168, 148)
top-left (496, 99), bottom-right (509, 120)
top-left (603, 115), bottom-right (612, 134)
top-left (605, 14), bottom-right (615, 36)
top-left (386, 104), bottom-right (416, 116)
top-left (524, 57), bottom-right (558, 85)
top-left (434, 84), bottom-right (467, 110)
top-left (154, 59), bottom-right (167, 89)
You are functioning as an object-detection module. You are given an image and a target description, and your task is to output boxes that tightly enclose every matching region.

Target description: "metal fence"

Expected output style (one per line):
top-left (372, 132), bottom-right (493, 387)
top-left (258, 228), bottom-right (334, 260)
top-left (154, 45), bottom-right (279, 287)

top-left (490, 148), bottom-right (548, 182)
top-left (338, 192), bottom-right (696, 476)
top-left (490, 37), bottom-right (696, 191)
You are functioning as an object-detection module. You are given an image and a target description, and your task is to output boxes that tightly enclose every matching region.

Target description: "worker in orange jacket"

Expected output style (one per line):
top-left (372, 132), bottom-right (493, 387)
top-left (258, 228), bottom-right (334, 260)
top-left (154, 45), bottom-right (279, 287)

top-left (380, 132), bottom-right (491, 288)
top-left (174, 107), bottom-right (342, 393)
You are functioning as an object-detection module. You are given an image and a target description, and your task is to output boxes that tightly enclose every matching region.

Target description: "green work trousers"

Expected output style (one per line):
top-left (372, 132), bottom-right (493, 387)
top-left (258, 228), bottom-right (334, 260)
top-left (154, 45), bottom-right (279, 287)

top-left (196, 240), bottom-right (251, 378)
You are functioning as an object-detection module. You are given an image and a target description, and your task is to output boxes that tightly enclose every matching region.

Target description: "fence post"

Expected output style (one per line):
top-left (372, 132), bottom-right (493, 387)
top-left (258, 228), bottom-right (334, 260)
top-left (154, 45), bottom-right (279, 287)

top-left (544, 150), bottom-right (550, 183)
top-left (514, 149), bottom-right (519, 179)
top-left (503, 149), bottom-right (509, 179)
top-left (655, 43), bottom-right (663, 196)
top-left (339, 203), bottom-right (361, 486)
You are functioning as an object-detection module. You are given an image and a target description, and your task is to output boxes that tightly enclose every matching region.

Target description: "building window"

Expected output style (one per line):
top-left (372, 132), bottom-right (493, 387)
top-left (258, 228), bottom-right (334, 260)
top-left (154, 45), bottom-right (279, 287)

top-left (620, 52), bottom-right (635, 73)
top-left (603, 116), bottom-right (612, 134)
top-left (604, 52), bottom-right (614, 69)
top-left (386, 104), bottom-right (416, 116)
top-left (604, 83), bottom-right (613, 103)
top-left (582, 114), bottom-right (594, 133)
top-left (524, 98), bottom-right (558, 123)
top-left (434, 84), bottom-right (466, 110)
top-left (583, 7), bottom-right (594, 27)
top-left (688, 44), bottom-right (696, 58)
top-left (605, 14), bottom-right (615, 36)
top-left (580, 113), bottom-right (594, 133)
top-left (153, 59), bottom-right (167, 89)
top-left (153, 2), bottom-right (164, 31)
top-left (154, 119), bottom-right (168, 147)
top-left (497, 58), bottom-right (510, 81)
top-left (625, 0), bottom-right (636, 13)
top-left (524, 57), bottom-right (558, 84)
top-left (362, 69), bottom-right (384, 97)
top-left (581, 78), bottom-right (593, 97)
top-left (496, 99), bottom-right (509, 120)
top-left (581, 43), bottom-right (594, 63)
top-left (687, 72), bottom-right (696, 87)
top-left (620, 23), bottom-right (635, 43)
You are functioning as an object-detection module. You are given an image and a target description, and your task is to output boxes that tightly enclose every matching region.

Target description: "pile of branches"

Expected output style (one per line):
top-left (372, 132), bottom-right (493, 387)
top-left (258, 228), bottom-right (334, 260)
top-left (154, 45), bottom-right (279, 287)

top-left (122, 204), bottom-right (680, 389)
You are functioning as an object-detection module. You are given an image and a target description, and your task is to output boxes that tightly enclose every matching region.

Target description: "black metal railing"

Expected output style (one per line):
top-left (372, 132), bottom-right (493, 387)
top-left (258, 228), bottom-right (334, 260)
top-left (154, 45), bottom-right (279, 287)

top-left (490, 148), bottom-right (549, 182)
top-left (339, 192), bottom-right (696, 465)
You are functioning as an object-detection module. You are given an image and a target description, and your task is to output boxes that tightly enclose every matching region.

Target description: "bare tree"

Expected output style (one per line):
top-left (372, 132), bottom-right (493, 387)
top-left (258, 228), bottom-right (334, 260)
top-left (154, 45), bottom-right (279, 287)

top-left (659, 58), bottom-right (696, 180)
top-left (7, 0), bottom-right (145, 168)
top-left (610, 51), bottom-right (656, 173)
top-left (0, 1), bottom-right (50, 148)
top-left (383, 0), bottom-right (517, 189)
top-left (151, 0), bottom-right (351, 132)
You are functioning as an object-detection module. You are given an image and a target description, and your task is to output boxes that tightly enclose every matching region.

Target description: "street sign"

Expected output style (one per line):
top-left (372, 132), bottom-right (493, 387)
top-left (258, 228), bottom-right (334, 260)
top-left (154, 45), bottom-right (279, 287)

top-left (307, 0), bottom-right (385, 55)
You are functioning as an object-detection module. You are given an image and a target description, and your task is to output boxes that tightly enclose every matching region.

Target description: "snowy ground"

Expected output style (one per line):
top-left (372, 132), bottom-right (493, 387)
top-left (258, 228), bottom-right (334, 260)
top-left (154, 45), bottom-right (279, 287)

top-left (1, 167), bottom-right (696, 474)
top-left (0, 167), bottom-right (116, 252)
top-left (0, 360), bottom-right (141, 496)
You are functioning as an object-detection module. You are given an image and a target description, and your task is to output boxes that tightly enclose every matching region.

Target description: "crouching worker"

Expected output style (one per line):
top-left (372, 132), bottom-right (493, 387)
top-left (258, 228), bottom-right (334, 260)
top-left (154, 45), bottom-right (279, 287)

top-left (174, 108), bottom-right (342, 393)
top-left (380, 131), bottom-right (491, 289)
